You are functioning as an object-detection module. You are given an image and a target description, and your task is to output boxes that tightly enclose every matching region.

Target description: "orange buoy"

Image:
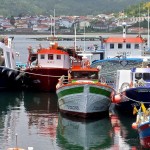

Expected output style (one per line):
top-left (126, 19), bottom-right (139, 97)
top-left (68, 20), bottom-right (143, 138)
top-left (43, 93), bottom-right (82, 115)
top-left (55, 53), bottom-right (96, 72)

top-left (132, 122), bottom-right (138, 129)
top-left (112, 94), bottom-right (121, 103)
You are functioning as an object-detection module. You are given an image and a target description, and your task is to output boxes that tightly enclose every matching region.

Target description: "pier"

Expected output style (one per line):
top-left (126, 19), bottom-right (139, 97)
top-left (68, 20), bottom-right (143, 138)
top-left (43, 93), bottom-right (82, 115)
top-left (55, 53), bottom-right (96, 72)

top-left (34, 36), bottom-right (101, 41)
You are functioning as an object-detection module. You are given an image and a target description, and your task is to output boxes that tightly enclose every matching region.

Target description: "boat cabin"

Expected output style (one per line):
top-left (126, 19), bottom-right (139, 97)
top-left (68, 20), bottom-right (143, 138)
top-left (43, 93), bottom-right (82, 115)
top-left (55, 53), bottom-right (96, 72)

top-left (103, 36), bottom-right (147, 59)
top-left (28, 42), bottom-right (71, 69)
top-left (131, 68), bottom-right (150, 87)
top-left (70, 60), bottom-right (99, 83)
top-left (115, 67), bottom-right (150, 92)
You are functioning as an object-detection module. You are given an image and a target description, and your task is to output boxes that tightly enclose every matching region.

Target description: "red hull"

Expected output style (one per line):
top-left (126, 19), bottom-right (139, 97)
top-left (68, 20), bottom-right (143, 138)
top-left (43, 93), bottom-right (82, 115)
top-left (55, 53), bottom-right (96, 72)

top-left (25, 68), bottom-right (68, 92)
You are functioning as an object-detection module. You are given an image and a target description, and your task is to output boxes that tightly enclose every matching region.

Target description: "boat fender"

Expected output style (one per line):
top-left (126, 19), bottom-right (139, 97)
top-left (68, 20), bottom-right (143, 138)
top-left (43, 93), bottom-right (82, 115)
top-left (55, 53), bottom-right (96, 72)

top-left (112, 94), bottom-right (121, 103)
top-left (7, 70), bottom-right (13, 77)
top-left (56, 75), bottom-right (64, 88)
top-left (132, 122), bottom-right (138, 130)
top-left (2, 68), bottom-right (7, 74)
top-left (15, 72), bottom-right (24, 81)
top-left (130, 81), bottom-right (133, 88)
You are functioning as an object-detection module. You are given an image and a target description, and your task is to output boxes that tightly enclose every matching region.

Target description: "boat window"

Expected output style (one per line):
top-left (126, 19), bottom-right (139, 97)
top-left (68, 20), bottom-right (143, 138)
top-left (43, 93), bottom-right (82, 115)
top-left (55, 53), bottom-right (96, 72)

top-left (135, 73), bottom-right (142, 80)
top-left (118, 43), bottom-right (122, 49)
top-left (73, 72), bottom-right (81, 78)
top-left (48, 54), bottom-right (53, 60)
top-left (57, 55), bottom-right (61, 60)
top-left (126, 43), bottom-right (131, 49)
top-left (40, 54), bottom-right (45, 59)
top-left (135, 44), bottom-right (139, 49)
top-left (143, 73), bottom-right (150, 81)
top-left (72, 71), bottom-right (98, 79)
top-left (110, 44), bottom-right (114, 49)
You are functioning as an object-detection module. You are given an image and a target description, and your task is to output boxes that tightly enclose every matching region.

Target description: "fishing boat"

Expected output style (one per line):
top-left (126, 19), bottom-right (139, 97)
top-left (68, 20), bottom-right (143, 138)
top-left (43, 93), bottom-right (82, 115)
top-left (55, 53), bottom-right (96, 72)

top-left (112, 66), bottom-right (150, 114)
top-left (23, 40), bottom-right (71, 92)
top-left (132, 103), bottom-right (150, 148)
top-left (0, 36), bottom-right (23, 90)
top-left (56, 54), bottom-right (114, 118)
top-left (90, 22), bottom-right (149, 88)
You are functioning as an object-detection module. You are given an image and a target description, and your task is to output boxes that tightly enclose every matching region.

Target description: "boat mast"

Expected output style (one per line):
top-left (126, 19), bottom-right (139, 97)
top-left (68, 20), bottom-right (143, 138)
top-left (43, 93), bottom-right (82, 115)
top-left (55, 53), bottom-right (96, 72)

top-left (148, 7), bottom-right (149, 50)
top-left (122, 22), bottom-right (127, 39)
top-left (83, 24), bottom-right (85, 52)
top-left (139, 5), bottom-right (141, 36)
top-left (74, 23), bottom-right (77, 52)
top-left (53, 9), bottom-right (55, 37)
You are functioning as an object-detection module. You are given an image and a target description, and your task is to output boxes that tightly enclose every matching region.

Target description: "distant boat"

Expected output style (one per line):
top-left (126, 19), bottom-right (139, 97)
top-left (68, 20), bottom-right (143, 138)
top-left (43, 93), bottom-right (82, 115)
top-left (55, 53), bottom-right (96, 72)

top-left (0, 36), bottom-right (23, 90)
top-left (112, 67), bottom-right (150, 114)
top-left (56, 54), bottom-right (114, 118)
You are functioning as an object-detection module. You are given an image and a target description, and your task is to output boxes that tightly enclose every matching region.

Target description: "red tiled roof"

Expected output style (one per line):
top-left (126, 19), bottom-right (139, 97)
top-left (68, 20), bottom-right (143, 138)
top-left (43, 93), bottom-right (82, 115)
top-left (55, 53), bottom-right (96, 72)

top-left (104, 36), bottom-right (145, 43)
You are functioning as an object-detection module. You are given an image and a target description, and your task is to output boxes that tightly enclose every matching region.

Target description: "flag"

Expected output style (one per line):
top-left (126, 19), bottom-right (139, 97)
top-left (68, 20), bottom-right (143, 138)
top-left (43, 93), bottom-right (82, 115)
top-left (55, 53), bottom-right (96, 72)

top-left (141, 103), bottom-right (146, 113)
top-left (133, 106), bottom-right (138, 115)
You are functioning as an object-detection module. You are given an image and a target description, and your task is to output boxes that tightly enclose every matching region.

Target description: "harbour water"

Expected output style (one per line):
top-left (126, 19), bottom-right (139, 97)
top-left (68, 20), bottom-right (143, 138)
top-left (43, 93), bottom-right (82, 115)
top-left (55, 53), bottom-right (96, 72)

top-left (0, 34), bottom-right (148, 149)
top-left (0, 90), bottom-right (142, 150)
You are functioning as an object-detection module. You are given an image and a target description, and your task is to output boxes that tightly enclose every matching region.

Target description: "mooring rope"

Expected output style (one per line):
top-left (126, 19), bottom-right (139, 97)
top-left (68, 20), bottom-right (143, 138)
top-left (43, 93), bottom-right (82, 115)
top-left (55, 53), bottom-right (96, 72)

top-left (113, 87), bottom-right (150, 104)
top-left (10, 67), bottom-right (68, 78)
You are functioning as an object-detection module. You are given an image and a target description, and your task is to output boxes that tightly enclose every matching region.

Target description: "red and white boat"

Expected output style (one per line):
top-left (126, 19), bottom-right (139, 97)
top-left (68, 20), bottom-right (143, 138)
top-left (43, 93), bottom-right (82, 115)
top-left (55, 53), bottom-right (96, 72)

top-left (24, 41), bottom-right (71, 92)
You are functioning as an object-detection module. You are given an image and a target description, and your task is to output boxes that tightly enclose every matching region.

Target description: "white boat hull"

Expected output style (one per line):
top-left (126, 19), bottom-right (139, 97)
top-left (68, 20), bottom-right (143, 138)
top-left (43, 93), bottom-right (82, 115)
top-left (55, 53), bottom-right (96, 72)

top-left (57, 84), bottom-right (112, 117)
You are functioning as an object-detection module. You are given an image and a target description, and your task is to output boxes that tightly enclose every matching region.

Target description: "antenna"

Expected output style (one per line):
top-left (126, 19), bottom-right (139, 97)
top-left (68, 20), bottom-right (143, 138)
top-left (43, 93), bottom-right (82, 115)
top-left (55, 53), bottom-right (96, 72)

top-left (122, 22), bottom-right (127, 39)
top-left (139, 5), bottom-right (141, 36)
top-left (148, 7), bottom-right (149, 50)
top-left (53, 9), bottom-right (55, 37)
top-left (74, 23), bottom-right (77, 52)
top-left (83, 24), bottom-right (85, 52)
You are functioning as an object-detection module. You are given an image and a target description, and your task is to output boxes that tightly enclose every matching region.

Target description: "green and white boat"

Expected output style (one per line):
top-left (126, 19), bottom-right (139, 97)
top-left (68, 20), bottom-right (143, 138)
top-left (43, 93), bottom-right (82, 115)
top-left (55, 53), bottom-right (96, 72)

top-left (56, 57), bottom-right (113, 118)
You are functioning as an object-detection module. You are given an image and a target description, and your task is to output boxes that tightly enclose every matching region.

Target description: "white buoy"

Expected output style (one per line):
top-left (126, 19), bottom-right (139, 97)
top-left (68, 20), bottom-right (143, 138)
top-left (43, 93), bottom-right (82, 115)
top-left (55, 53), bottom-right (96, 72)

top-left (28, 147), bottom-right (34, 150)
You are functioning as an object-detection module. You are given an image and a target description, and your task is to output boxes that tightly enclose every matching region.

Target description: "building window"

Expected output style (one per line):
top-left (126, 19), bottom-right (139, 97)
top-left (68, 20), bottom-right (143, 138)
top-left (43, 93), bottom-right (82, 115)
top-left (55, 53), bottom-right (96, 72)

top-left (110, 44), bottom-right (114, 49)
top-left (126, 43), bottom-right (131, 49)
top-left (118, 43), bottom-right (122, 49)
top-left (57, 55), bottom-right (61, 60)
top-left (41, 54), bottom-right (45, 59)
top-left (48, 54), bottom-right (53, 60)
top-left (135, 44), bottom-right (139, 49)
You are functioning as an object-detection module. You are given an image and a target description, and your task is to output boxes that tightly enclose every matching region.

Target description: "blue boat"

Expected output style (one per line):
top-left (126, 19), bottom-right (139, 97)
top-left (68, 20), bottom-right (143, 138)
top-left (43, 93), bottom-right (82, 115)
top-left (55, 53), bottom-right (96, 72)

top-left (112, 67), bottom-right (150, 114)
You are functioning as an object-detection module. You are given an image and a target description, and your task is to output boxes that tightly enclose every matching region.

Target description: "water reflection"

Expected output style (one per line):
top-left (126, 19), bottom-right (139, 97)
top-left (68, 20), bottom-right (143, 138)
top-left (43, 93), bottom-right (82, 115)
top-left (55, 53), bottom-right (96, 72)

top-left (109, 106), bottom-right (141, 150)
top-left (57, 114), bottom-right (112, 150)
top-left (0, 91), bottom-right (24, 149)
top-left (23, 91), bottom-right (59, 139)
